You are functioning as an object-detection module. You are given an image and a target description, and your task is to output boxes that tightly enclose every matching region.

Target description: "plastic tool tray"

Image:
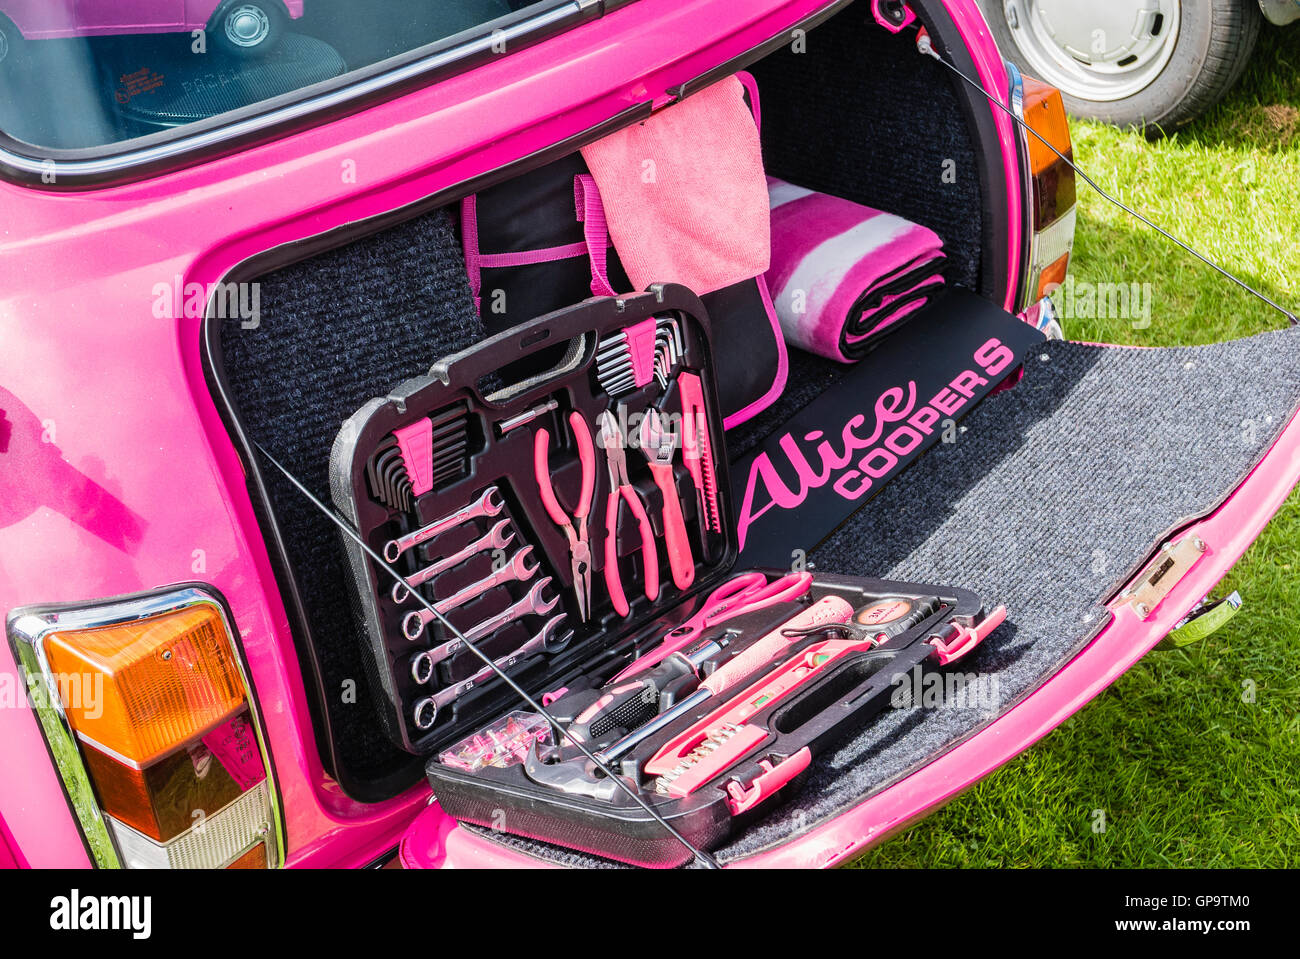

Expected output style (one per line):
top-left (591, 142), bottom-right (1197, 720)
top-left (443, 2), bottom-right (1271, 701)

top-left (331, 284), bottom-right (1003, 866)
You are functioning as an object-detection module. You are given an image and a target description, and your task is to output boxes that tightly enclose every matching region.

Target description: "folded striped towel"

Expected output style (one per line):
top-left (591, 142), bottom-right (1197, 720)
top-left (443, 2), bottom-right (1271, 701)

top-left (765, 177), bottom-right (946, 363)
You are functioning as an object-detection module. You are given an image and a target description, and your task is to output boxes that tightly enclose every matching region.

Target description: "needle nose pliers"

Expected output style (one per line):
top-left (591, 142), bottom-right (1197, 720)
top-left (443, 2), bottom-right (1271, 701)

top-left (597, 409), bottom-right (660, 617)
top-left (535, 411), bottom-right (596, 622)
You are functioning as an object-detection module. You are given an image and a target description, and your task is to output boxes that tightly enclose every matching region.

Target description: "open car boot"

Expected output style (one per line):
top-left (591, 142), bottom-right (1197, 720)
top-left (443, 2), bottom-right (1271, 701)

top-left (6, 0), bottom-right (1296, 873)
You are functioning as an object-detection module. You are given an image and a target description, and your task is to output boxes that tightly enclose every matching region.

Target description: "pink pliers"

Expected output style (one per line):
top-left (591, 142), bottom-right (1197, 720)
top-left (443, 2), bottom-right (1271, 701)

top-left (597, 409), bottom-right (660, 617)
top-left (535, 412), bottom-right (596, 622)
top-left (609, 570), bottom-right (814, 682)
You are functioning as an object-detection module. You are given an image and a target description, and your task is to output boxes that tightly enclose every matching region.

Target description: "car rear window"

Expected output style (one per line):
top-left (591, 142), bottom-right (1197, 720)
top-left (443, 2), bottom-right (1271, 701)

top-left (0, 0), bottom-right (599, 182)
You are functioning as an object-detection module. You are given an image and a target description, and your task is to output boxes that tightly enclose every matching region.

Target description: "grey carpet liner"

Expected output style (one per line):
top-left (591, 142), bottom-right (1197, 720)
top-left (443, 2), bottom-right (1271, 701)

top-left (220, 207), bottom-right (486, 794)
top-left (464, 326), bottom-right (1300, 866)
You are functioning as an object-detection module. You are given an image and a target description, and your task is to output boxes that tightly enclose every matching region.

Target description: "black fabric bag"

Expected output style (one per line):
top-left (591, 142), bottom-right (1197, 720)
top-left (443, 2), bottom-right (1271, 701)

top-left (460, 75), bottom-right (786, 428)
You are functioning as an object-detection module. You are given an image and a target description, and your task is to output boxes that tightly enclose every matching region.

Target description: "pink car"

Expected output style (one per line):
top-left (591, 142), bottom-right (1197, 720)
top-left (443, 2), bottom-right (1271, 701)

top-left (0, 0), bottom-right (305, 60)
top-left (0, 0), bottom-right (1295, 872)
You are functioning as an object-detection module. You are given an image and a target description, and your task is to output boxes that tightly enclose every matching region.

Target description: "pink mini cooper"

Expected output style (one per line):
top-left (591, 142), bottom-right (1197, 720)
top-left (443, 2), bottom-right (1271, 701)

top-left (1, 0), bottom-right (1295, 872)
top-left (0, 1), bottom-right (305, 61)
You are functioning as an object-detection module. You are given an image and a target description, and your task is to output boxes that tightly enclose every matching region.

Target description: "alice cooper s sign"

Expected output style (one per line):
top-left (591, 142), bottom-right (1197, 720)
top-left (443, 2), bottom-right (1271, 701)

top-left (730, 292), bottom-right (1045, 567)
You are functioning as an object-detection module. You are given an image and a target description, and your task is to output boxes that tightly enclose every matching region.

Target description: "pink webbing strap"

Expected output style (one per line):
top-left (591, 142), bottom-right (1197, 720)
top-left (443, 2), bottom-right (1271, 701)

top-left (735, 70), bottom-right (762, 133)
top-left (461, 194), bottom-right (484, 312)
top-left (478, 241), bottom-right (591, 269)
top-left (574, 174), bottom-right (617, 297)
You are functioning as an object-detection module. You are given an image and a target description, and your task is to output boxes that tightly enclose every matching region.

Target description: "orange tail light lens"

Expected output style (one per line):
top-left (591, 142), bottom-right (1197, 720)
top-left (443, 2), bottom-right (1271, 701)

top-left (43, 603), bottom-right (245, 764)
top-left (1014, 71), bottom-right (1078, 313)
top-left (79, 712), bottom-right (258, 842)
top-left (9, 588), bottom-right (281, 869)
top-left (226, 842), bottom-right (271, 869)
top-left (1022, 77), bottom-right (1073, 177)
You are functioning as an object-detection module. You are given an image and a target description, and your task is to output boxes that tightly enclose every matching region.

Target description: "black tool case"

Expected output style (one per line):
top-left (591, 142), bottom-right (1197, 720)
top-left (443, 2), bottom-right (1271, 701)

top-left (330, 284), bottom-right (1001, 867)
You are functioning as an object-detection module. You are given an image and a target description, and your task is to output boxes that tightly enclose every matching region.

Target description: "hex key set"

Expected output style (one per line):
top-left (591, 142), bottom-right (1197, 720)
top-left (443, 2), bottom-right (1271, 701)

top-left (331, 285), bottom-right (1004, 865)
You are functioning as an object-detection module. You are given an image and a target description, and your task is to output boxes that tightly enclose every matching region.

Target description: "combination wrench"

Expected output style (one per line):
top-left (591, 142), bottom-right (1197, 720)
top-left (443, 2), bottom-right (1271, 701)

top-left (409, 578), bottom-right (560, 684)
top-left (392, 518), bottom-right (515, 604)
top-left (412, 614), bottom-right (569, 729)
top-left (383, 486), bottom-right (505, 563)
top-left (402, 547), bottom-right (539, 641)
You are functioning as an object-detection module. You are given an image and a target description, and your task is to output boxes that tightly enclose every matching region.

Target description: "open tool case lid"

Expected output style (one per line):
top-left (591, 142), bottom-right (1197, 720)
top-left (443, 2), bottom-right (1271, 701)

top-left (330, 284), bottom-right (737, 755)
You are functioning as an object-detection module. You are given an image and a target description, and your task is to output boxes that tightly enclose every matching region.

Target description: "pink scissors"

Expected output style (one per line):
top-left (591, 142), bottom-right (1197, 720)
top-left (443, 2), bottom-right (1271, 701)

top-left (609, 570), bottom-right (814, 682)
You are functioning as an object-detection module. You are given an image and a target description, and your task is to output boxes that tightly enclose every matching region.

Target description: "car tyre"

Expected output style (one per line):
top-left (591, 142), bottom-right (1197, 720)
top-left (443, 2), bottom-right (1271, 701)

top-left (979, 0), bottom-right (1262, 135)
top-left (0, 16), bottom-right (21, 68)
top-left (211, 1), bottom-right (287, 59)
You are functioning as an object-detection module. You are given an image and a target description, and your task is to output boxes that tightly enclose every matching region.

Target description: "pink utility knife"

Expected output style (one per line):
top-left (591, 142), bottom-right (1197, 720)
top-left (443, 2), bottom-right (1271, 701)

top-left (678, 371), bottom-right (721, 536)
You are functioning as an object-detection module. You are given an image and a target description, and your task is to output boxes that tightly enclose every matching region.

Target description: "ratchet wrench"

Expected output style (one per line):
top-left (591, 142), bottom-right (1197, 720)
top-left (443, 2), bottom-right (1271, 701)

top-left (392, 518), bottom-right (514, 604)
top-left (403, 547), bottom-right (539, 640)
top-left (409, 578), bottom-right (559, 683)
top-left (383, 486), bottom-right (505, 563)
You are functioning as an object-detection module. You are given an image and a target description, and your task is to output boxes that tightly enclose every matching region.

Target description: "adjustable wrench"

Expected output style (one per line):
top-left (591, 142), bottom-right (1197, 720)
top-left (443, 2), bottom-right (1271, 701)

top-left (383, 486), bottom-right (505, 563)
top-left (412, 615), bottom-right (569, 727)
top-left (409, 578), bottom-right (559, 684)
top-left (403, 547), bottom-right (539, 641)
top-left (392, 518), bottom-right (514, 604)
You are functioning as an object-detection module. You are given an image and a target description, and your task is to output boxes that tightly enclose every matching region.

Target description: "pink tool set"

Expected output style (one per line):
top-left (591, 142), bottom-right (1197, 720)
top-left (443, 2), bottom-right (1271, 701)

top-left (331, 283), bottom-right (1003, 867)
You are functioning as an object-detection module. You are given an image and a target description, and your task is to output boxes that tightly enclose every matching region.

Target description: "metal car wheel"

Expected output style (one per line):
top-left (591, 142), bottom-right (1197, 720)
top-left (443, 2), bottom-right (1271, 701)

top-left (980, 0), bottom-right (1263, 134)
top-left (224, 5), bottom-right (273, 49)
top-left (211, 1), bottom-right (286, 58)
top-left (999, 0), bottom-right (1181, 102)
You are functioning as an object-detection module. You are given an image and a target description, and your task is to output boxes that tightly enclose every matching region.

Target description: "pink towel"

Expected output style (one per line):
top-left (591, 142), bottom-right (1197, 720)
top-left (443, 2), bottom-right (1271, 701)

top-left (765, 177), bottom-right (946, 363)
top-left (579, 77), bottom-right (770, 295)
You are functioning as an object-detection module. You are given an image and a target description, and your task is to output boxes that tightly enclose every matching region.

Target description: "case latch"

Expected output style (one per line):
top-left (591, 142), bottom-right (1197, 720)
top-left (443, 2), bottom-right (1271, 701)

top-left (927, 605), bottom-right (1007, 666)
top-left (725, 748), bottom-right (812, 815)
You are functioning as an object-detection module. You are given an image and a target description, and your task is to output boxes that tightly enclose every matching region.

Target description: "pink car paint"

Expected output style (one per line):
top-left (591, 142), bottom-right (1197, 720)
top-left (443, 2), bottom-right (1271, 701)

top-left (0, 812), bottom-right (26, 868)
top-left (5, 0), bottom-right (970, 871)
top-left (1, 1), bottom-right (304, 40)
top-left (4, 0), bottom-right (1251, 870)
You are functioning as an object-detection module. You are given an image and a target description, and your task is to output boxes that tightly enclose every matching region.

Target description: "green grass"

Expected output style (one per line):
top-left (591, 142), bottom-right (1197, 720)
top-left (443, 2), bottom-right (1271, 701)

top-left (852, 26), bottom-right (1300, 868)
